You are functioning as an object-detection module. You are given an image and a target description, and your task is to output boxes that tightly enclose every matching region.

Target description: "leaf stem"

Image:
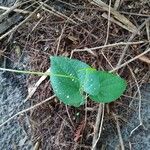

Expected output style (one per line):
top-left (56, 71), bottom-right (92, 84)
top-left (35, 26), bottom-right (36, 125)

top-left (0, 67), bottom-right (50, 76)
top-left (0, 67), bottom-right (78, 79)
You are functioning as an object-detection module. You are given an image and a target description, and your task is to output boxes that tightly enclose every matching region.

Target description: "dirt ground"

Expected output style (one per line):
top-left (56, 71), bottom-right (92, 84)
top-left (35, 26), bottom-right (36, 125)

top-left (0, 0), bottom-right (150, 150)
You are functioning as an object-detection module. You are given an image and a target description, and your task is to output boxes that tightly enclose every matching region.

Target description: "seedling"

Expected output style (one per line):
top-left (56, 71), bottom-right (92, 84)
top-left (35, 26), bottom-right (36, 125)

top-left (0, 56), bottom-right (126, 107)
top-left (50, 56), bottom-right (127, 107)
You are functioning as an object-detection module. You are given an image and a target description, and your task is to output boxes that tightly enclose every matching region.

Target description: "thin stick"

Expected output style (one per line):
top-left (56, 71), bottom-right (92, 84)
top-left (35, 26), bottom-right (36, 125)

top-left (65, 105), bottom-right (75, 128)
top-left (101, 52), bottom-right (114, 69)
top-left (113, 114), bottom-right (125, 150)
top-left (104, 0), bottom-right (111, 45)
top-left (0, 95), bottom-right (55, 128)
top-left (71, 40), bottom-right (147, 54)
top-left (102, 13), bottom-right (136, 33)
top-left (56, 24), bottom-right (66, 55)
top-left (146, 22), bottom-right (150, 41)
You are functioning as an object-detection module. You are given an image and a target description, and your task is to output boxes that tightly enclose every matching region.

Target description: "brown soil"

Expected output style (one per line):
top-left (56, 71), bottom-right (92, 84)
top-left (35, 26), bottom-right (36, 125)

top-left (1, 0), bottom-right (150, 149)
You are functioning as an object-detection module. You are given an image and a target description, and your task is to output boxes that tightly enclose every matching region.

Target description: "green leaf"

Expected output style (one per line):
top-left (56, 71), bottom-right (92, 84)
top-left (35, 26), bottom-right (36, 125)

top-left (83, 69), bottom-right (100, 95)
top-left (89, 71), bottom-right (127, 103)
top-left (50, 56), bottom-right (91, 107)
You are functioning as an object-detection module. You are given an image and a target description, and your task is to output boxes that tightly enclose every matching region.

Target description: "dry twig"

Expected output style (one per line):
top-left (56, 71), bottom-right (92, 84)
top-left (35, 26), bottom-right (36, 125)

top-left (71, 41), bottom-right (147, 57)
top-left (113, 114), bottom-right (125, 150)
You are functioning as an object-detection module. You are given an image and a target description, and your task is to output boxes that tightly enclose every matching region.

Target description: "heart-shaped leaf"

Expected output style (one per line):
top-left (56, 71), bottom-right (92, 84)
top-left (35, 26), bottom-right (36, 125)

top-left (89, 71), bottom-right (127, 103)
top-left (50, 56), bottom-right (91, 107)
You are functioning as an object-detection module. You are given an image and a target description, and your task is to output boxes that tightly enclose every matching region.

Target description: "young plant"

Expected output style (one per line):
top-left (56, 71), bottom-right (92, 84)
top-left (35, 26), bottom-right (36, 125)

top-left (50, 56), bottom-right (127, 107)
